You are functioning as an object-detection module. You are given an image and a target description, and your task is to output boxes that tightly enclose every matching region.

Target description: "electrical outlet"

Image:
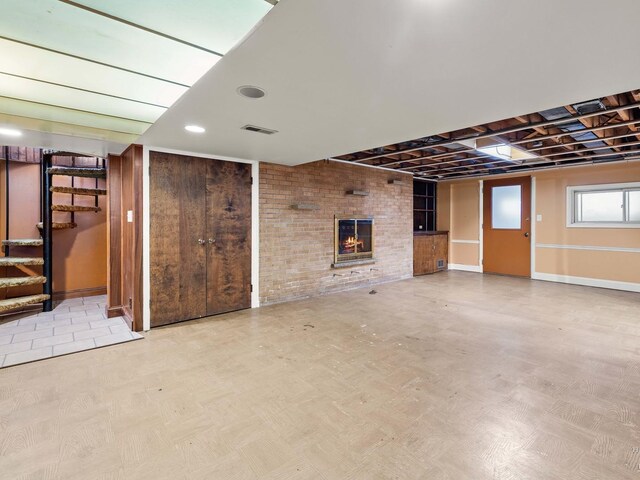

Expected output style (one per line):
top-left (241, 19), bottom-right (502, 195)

top-left (127, 210), bottom-right (134, 223)
top-left (536, 214), bottom-right (542, 222)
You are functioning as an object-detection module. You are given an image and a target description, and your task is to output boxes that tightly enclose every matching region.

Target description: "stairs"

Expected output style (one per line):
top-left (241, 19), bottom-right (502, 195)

top-left (2, 239), bottom-right (43, 247)
top-left (0, 257), bottom-right (44, 266)
top-left (0, 251), bottom-right (48, 313)
top-left (50, 186), bottom-right (107, 196)
top-left (0, 294), bottom-right (50, 313)
top-left (47, 166), bottom-right (106, 179)
top-left (52, 205), bottom-right (101, 212)
top-left (0, 276), bottom-right (46, 287)
top-left (0, 153), bottom-right (107, 314)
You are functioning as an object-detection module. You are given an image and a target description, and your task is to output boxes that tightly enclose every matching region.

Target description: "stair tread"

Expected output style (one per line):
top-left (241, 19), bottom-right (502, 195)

top-left (0, 276), bottom-right (46, 287)
top-left (0, 294), bottom-right (50, 313)
top-left (0, 257), bottom-right (44, 266)
top-left (36, 222), bottom-right (78, 230)
top-left (2, 239), bottom-right (43, 247)
top-left (51, 186), bottom-right (107, 196)
top-left (47, 167), bottom-right (106, 179)
top-left (52, 204), bottom-right (101, 212)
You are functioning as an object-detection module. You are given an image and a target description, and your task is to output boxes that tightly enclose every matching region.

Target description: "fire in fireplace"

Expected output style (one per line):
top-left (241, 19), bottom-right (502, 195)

top-left (335, 216), bottom-right (374, 264)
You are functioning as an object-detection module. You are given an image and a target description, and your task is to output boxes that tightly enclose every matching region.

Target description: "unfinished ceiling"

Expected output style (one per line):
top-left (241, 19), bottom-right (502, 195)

top-left (336, 90), bottom-right (640, 181)
top-left (141, 0), bottom-right (640, 166)
top-left (0, 0), bottom-right (272, 156)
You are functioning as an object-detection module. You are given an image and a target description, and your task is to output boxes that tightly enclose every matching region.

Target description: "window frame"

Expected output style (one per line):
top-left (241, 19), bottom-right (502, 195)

top-left (566, 182), bottom-right (640, 229)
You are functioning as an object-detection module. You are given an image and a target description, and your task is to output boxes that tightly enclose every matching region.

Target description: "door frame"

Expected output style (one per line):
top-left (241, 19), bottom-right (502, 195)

top-left (141, 146), bottom-right (260, 331)
top-left (478, 175), bottom-right (536, 277)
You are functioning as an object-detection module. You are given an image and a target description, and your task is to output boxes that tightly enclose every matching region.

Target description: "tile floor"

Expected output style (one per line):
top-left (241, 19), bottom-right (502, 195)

top-left (0, 294), bottom-right (142, 368)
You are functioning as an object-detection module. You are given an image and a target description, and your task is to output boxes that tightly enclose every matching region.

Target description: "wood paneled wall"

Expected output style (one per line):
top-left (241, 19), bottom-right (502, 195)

top-left (107, 145), bottom-right (143, 330)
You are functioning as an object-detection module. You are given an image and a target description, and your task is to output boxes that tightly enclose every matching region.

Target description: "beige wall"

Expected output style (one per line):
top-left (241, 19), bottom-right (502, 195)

top-left (438, 181), bottom-right (481, 267)
top-left (260, 160), bottom-right (413, 305)
top-left (534, 162), bottom-right (640, 286)
top-left (438, 161), bottom-right (640, 290)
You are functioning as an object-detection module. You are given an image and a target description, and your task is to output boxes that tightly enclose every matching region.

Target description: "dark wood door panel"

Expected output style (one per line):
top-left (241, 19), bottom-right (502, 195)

top-left (206, 160), bottom-right (252, 315)
top-left (149, 152), bottom-right (207, 326)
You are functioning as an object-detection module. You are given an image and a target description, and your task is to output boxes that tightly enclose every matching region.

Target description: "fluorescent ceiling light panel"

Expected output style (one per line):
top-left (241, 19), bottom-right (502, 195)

top-left (0, 127), bottom-right (22, 137)
top-left (66, 0), bottom-right (273, 55)
top-left (185, 125), bottom-right (206, 133)
top-left (0, 97), bottom-right (150, 136)
top-left (0, 39), bottom-right (188, 108)
top-left (0, 0), bottom-right (220, 86)
top-left (0, 73), bottom-right (164, 123)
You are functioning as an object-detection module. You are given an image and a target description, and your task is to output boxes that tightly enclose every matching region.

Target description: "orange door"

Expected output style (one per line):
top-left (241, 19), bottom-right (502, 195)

top-left (483, 176), bottom-right (531, 277)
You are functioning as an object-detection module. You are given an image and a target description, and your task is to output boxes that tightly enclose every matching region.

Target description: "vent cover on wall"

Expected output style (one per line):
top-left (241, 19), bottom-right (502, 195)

top-left (241, 125), bottom-right (278, 135)
top-left (437, 259), bottom-right (445, 270)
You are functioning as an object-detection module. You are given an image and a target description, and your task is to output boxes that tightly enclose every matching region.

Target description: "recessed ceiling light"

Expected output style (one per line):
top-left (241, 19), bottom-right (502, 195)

top-left (237, 85), bottom-right (266, 99)
top-left (185, 125), bottom-right (205, 133)
top-left (0, 127), bottom-right (22, 137)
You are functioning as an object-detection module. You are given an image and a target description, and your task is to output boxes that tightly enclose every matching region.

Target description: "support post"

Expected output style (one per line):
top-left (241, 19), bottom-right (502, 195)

top-left (42, 153), bottom-right (53, 311)
top-left (4, 146), bottom-right (9, 257)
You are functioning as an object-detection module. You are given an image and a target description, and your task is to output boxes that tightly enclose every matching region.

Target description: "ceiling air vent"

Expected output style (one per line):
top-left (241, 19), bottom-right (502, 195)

top-left (241, 125), bottom-right (278, 135)
top-left (572, 99), bottom-right (605, 115)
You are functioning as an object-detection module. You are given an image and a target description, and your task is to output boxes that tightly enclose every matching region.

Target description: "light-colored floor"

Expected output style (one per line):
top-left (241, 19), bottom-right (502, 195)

top-left (1, 272), bottom-right (639, 479)
top-left (0, 295), bottom-right (142, 368)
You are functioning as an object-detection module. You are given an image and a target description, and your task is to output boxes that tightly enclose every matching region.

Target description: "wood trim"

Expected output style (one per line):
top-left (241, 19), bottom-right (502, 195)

top-left (107, 154), bottom-right (122, 313)
top-left (132, 145), bottom-right (143, 331)
top-left (105, 144), bottom-right (144, 332)
top-left (106, 305), bottom-right (124, 318)
top-left (52, 286), bottom-right (107, 301)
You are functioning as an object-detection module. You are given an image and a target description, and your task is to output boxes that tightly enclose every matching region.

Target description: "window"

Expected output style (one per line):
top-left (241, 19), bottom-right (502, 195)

top-left (567, 182), bottom-right (640, 228)
top-left (492, 185), bottom-right (521, 229)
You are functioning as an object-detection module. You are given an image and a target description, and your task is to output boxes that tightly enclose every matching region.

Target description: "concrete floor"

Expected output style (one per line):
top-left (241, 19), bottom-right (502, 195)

top-left (0, 272), bottom-right (639, 479)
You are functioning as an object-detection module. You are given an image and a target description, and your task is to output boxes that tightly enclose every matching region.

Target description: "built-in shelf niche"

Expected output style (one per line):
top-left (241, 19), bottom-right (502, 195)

top-left (291, 203), bottom-right (320, 210)
top-left (388, 179), bottom-right (407, 186)
top-left (414, 179), bottom-right (437, 232)
top-left (346, 190), bottom-right (369, 196)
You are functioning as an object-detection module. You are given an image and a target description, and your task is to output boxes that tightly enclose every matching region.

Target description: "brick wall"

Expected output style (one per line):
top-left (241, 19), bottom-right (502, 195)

top-left (260, 160), bottom-right (413, 305)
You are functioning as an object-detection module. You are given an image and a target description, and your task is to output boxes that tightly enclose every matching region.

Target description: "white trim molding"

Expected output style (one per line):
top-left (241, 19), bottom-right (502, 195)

top-left (536, 243), bottom-right (640, 254)
top-left (478, 180), bottom-right (484, 269)
top-left (531, 176), bottom-right (536, 277)
top-left (142, 146), bottom-right (260, 331)
top-left (448, 264), bottom-right (483, 273)
top-left (450, 239), bottom-right (480, 244)
top-left (532, 272), bottom-right (640, 293)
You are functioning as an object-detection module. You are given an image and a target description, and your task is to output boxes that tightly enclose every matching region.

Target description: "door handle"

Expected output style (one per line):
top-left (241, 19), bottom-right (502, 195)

top-left (198, 238), bottom-right (206, 245)
top-left (524, 232), bottom-right (529, 238)
top-left (208, 238), bottom-right (216, 244)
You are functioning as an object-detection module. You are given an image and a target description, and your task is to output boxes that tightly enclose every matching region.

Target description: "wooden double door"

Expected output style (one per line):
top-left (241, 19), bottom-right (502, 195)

top-left (149, 152), bottom-right (252, 327)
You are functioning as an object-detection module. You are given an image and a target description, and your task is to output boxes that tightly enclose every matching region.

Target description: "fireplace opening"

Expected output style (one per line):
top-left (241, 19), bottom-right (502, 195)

top-left (335, 216), bottom-right (374, 264)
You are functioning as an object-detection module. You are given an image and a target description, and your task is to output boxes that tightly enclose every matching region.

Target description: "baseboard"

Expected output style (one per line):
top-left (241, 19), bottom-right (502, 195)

top-left (52, 286), bottom-right (107, 301)
top-left (532, 272), bottom-right (640, 293)
top-left (122, 306), bottom-right (136, 331)
top-left (106, 306), bottom-right (124, 318)
top-left (448, 264), bottom-right (483, 273)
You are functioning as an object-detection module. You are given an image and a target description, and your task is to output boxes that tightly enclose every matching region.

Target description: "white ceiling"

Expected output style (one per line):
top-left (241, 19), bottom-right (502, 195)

top-left (0, 0), bottom-right (271, 156)
top-left (141, 0), bottom-right (640, 166)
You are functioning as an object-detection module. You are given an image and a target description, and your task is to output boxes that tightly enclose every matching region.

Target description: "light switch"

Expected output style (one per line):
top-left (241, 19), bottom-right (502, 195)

top-left (127, 210), bottom-right (134, 223)
top-left (536, 214), bottom-right (542, 222)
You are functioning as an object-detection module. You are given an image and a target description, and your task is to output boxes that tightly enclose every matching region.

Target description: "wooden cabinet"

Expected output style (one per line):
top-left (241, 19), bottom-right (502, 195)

top-left (149, 152), bottom-right (252, 327)
top-left (413, 232), bottom-right (448, 276)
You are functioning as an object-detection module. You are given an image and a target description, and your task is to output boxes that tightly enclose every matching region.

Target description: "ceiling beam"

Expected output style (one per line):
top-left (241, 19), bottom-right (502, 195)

top-left (349, 101), bottom-right (640, 164)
